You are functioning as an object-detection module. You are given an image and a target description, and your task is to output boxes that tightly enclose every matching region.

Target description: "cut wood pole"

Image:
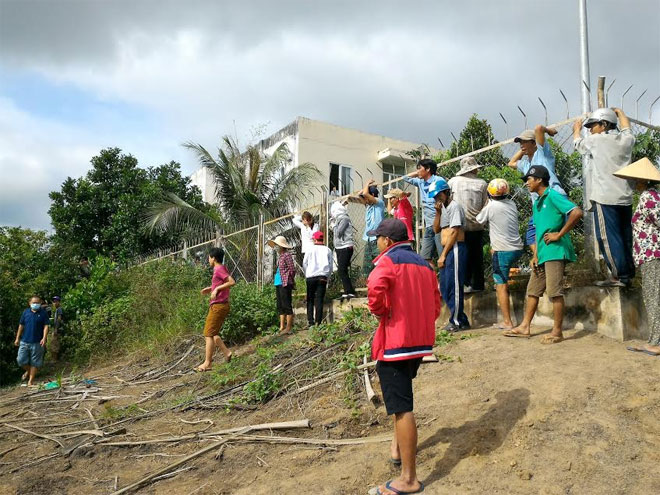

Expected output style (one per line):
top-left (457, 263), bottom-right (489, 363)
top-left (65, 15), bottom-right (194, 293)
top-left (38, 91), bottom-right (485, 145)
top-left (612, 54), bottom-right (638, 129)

top-left (597, 76), bottom-right (606, 108)
top-left (99, 419), bottom-right (311, 447)
top-left (363, 356), bottom-right (378, 405)
top-left (4, 423), bottom-right (65, 448)
top-left (85, 408), bottom-right (100, 430)
top-left (228, 433), bottom-right (391, 446)
top-left (110, 427), bottom-right (251, 495)
top-left (294, 361), bottom-right (376, 395)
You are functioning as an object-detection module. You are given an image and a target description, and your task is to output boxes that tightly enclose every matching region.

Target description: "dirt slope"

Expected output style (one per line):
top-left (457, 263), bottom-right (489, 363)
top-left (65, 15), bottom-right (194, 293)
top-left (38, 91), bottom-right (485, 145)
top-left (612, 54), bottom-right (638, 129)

top-left (1, 327), bottom-right (659, 495)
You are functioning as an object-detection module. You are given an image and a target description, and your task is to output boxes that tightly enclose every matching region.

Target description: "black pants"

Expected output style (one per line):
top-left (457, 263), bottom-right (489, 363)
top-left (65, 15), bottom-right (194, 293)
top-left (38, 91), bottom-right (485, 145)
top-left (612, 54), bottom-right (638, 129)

top-left (464, 230), bottom-right (485, 290)
top-left (335, 247), bottom-right (355, 295)
top-left (276, 285), bottom-right (293, 315)
top-left (306, 276), bottom-right (327, 325)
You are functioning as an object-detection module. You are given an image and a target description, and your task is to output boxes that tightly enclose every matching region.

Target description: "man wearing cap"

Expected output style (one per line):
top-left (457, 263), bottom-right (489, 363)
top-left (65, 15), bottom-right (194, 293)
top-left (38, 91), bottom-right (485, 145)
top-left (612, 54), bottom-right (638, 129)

top-left (448, 156), bottom-right (488, 292)
top-left (508, 125), bottom-right (567, 256)
top-left (574, 107), bottom-right (636, 287)
top-left (384, 188), bottom-right (414, 242)
top-left (360, 179), bottom-right (386, 277)
top-left (403, 158), bottom-right (444, 265)
top-left (504, 165), bottom-right (583, 343)
top-left (430, 178), bottom-right (470, 331)
top-left (303, 231), bottom-right (333, 326)
top-left (367, 218), bottom-right (440, 495)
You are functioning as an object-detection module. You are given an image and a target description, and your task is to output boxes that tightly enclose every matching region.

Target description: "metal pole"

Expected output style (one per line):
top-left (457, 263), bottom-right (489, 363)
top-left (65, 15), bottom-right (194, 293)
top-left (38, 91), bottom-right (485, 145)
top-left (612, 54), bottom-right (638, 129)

top-left (517, 105), bottom-right (527, 129)
top-left (578, 0), bottom-right (592, 115)
top-left (578, 0), bottom-right (598, 275)
top-left (621, 84), bottom-right (633, 111)
top-left (650, 95), bottom-right (660, 124)
top-left (635, 89), bottom-right (648, 120)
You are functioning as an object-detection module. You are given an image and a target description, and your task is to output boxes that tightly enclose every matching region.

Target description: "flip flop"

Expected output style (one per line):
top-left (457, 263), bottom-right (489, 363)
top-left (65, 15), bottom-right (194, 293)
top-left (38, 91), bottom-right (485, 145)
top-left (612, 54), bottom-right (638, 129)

top-left (626, 346), bottom-right (660, 356)
top-left (193, 366), bottom-right (212, 372)
top-left (377, 480), bottom-right (425, 494)
top-left (541, 335), bottom-right (563, 345)
top-left (493, 323), bottom-right (514, 330)
top-left (502, 330), bottom-right (530, 339)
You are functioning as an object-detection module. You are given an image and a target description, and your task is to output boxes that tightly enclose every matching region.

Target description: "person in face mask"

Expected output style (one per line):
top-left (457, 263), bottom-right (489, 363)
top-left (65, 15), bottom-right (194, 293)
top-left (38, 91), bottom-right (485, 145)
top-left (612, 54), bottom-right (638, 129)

top-left (15, 296), bottom-right (50, 386)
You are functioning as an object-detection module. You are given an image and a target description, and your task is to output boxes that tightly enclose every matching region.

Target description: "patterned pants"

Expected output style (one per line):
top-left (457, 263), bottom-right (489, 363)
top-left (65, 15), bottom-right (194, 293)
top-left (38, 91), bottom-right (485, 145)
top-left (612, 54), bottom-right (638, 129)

top-left (641, 259), bottom-right (660, 346)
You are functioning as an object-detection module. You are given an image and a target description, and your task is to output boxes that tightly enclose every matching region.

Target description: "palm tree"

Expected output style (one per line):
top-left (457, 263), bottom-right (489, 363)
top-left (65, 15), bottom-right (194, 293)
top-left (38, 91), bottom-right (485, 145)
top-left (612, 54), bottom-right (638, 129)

top-left (144, 136), bottom-right (320, 237)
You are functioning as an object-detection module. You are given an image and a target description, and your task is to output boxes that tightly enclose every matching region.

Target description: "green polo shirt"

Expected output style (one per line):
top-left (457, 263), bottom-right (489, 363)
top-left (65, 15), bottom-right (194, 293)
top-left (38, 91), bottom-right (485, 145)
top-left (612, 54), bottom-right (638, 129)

top-left (533, 188), bottom-right (578, 265)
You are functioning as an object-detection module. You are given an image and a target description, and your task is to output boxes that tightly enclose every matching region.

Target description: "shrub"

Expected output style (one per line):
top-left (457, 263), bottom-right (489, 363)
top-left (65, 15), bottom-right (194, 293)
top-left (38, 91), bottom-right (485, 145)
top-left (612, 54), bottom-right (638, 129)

top-left (221, 281), bottom-right (278, 344)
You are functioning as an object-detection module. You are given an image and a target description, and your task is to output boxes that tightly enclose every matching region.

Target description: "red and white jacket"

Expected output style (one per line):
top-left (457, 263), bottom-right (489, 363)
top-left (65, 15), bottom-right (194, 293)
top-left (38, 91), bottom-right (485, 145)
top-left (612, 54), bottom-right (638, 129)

top-left (367, 242), bottom-right (441, 361)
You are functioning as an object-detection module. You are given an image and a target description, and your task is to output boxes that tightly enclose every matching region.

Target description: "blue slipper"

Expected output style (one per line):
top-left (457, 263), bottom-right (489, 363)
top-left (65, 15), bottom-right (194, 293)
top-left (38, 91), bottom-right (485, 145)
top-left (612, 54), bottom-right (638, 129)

top-left (626, 346), bottom-right (660, 356)
top-left (377, 480), bottom-right (425, 494)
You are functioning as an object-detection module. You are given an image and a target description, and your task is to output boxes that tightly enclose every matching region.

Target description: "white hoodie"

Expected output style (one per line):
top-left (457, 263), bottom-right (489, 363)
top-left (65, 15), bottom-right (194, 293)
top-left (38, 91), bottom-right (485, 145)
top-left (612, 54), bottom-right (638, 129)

top-left (303, 243), bottom-right (333, 278)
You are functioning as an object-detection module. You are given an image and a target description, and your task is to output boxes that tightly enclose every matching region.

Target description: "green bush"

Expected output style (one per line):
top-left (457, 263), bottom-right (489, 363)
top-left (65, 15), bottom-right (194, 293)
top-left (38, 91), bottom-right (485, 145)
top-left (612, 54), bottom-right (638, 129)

top-left (221, 281), bottom-right (278, 344)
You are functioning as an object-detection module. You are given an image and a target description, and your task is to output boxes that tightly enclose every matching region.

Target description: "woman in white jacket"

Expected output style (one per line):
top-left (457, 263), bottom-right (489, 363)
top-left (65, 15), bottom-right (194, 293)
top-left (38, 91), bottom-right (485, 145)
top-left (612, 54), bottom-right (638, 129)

top-left (292, 211), bottom-right (319, 254)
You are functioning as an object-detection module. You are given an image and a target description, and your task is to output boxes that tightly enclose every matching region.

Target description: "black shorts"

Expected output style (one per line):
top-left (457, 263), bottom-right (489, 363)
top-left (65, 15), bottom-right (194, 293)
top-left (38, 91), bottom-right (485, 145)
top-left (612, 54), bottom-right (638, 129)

top-left (276, 285), bottom-right (293, 315)
top-left (376, 359), bottom-right (422, 415)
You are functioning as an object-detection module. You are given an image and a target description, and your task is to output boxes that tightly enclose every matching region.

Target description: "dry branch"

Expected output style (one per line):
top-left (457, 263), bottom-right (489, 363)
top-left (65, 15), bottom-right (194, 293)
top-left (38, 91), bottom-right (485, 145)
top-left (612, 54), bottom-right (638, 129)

top-left (293, 361), bottom-right (376, 395)
top-left (110, 428), bottom-right (250, 495)
top-left (4, 423), bottom-right (65, 448)
top-left (363, 356), bottom-right (378, 405)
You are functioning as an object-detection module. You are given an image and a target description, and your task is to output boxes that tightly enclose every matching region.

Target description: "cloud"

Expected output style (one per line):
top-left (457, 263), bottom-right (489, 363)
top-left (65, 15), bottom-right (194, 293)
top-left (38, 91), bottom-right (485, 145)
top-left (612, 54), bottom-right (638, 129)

top-left (0, 0), bottom-right (658, 230)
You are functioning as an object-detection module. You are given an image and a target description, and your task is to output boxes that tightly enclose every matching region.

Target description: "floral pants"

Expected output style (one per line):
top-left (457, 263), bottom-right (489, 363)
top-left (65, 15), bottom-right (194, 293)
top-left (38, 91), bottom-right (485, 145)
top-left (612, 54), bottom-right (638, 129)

top-left (641, 259), bottom-right (660, 346)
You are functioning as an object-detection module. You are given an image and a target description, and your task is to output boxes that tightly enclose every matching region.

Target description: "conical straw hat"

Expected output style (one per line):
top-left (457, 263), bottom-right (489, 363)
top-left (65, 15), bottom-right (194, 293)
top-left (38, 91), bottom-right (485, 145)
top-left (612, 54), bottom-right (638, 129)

top-left (613, 157), bottom-right (660, 182)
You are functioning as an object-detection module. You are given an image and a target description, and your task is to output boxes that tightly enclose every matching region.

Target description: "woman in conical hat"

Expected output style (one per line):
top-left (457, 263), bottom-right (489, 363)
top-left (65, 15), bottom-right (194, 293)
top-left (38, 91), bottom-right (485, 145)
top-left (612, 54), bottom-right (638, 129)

top-left (615, 158), bottom-right (660, 356)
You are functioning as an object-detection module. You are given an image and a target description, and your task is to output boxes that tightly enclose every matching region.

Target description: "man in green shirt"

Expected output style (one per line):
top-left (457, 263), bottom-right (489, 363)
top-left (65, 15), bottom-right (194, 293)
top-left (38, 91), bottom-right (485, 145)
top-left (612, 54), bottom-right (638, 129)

top-left (503, 165), bottom-right (583, 343)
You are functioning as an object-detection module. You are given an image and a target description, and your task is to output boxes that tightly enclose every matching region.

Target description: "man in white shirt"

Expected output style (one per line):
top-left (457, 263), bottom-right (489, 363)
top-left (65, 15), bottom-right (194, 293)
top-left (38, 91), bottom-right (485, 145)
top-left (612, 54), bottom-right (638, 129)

top-left (476, 179), bottom-right (524, 330)
top-left (303, 231), bottom-right (333, 326)
top-left (574, 107), bottom-right (636, 287)
top-left (448, 157), bottom-right (488, 292)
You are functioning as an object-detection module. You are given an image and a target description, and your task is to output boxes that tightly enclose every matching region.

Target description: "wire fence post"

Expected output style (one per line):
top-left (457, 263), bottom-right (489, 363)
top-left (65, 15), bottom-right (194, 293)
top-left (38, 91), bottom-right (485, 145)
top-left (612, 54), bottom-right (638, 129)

top-left (182, 239), bottom-right (188, 260)
top-left (322, 188), bottom-right (329, 246)
top-left (257, 213), bottom-right (264, 290)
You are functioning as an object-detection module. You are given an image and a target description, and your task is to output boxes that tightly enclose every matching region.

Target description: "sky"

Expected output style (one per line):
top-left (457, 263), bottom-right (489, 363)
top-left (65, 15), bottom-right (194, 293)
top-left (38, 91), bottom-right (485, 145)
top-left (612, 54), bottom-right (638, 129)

top-left (1, 0), bottom-right (659, 231)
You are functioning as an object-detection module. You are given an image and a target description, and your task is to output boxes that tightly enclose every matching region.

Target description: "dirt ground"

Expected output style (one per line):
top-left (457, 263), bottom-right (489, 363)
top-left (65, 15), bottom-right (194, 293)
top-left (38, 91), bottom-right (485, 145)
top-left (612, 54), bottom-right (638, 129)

top-left (1, 326), bottom-right (659, 495)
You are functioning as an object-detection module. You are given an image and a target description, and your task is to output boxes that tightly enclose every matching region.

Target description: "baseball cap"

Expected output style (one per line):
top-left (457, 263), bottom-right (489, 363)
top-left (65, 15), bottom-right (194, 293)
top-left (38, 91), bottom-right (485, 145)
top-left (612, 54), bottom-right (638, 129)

top-left (383, 188), bottom-right (411, 199)
top-left (52, 296), bottom-right (61, 301)
top-left (427, 177), bottom-right (450, 199)
top-left (312, 231), bottom-right (324, 241)
top-left (367, 218), bottom-right (408, 242)
top-left (514, 129), bottom-right (535, 142)
top-left (522, 165), bottom-right (550, 182)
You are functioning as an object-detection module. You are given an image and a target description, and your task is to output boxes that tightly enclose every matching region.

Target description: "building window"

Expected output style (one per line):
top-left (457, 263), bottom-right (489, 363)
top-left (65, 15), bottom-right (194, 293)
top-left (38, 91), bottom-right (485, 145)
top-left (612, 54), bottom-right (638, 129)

top-left (329, 163), bottom-right (353, 196)
top-left (381, 162), bottom-right (407, 194)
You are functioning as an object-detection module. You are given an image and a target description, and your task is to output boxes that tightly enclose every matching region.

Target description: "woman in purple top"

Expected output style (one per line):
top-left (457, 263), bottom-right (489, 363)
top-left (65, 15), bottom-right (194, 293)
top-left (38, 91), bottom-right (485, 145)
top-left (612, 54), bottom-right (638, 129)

top-left (195, 247), bottom-right (235, 372)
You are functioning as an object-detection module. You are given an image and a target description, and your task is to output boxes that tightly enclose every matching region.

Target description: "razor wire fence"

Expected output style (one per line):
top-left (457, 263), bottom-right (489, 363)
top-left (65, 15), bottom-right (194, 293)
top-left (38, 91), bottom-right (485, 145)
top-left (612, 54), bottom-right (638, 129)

top-left (135, 116), bottom-right (660, 289)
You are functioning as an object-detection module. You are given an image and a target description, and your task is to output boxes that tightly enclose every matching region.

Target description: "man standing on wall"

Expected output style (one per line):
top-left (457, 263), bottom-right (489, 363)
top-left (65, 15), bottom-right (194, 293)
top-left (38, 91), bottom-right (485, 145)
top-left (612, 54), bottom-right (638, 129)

top-left (508, 125), bottom-right (567, 258)
top-left (574, 107), bottom-right (636, 287)
top-left (360, 179), bottom-right (385, 277)
top-left (430, 178), bottom-right (470, 332)
top-left (403, 159), bottom-right (444, 266)
top-left (448, 156), bottom-right (488, 293)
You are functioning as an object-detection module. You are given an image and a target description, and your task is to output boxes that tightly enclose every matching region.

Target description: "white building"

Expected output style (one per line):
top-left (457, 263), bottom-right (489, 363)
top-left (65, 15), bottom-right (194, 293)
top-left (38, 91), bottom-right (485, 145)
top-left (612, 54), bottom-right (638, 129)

top-left (190, 116), bottom-right (433, 206)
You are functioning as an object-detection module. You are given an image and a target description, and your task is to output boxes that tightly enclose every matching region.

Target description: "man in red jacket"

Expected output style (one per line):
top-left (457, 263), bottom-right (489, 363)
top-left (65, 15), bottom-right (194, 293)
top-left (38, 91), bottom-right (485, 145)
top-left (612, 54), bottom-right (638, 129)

top-left (367, 218), bottom-right (441, 495)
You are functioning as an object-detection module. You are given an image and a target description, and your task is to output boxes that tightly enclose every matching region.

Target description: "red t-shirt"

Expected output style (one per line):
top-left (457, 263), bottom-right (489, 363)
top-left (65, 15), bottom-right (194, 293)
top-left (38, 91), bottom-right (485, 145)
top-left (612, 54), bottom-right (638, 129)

top-left (393, 197), bottom-right (414, 241)
top-left (210, 264), bottom-right (231, 305)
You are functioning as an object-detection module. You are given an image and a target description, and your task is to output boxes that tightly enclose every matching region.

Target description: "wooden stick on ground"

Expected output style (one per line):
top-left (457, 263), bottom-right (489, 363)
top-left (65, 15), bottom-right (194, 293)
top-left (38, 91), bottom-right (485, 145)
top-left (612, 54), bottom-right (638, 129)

top-left (293, 361), bottom-right (376, 395)
top-left (363, 356), bottom-right (378, 405)
top-left (85, 408), bottom-right (100, 430)
top-left (4, 423), bottom-right (65, 448)
top-left (110, 427), bottom-right (250, 495)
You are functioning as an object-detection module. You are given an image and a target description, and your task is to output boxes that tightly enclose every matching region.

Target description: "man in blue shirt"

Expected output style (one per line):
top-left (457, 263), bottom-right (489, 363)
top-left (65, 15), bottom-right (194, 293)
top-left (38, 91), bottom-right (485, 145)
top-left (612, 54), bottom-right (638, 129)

top-left (508, 125), bottom-right (567, 258)
top-left (403, 159), bottom-right (444, 266)
top-left (15, 296), bottom-right (49, 386)
top-left (360, 179), bottom-right (385, 276)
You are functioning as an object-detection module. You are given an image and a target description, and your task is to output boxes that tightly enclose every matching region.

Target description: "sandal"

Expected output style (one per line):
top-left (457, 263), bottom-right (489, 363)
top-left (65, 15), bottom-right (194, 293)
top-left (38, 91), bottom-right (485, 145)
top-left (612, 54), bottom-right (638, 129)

top-left (541, 335), bottom-right (563, 345)
top-left (502, 330), bottom-right (531, 338)
top-left (194, 366), bottom-right (212, 372)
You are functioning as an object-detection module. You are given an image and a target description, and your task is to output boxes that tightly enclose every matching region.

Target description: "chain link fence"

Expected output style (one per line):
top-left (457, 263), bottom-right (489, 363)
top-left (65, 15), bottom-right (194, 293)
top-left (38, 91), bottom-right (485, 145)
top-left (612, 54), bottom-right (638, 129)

top-left (137, 116), bottom-right (659, 289)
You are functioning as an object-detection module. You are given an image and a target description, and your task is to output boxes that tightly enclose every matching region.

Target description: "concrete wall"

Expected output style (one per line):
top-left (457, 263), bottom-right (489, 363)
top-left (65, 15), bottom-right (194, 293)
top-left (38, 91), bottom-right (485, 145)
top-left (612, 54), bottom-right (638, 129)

top-left (189, 166), bottom-right (216, 204)
top-left (296, 117), bottom-right (426, 205)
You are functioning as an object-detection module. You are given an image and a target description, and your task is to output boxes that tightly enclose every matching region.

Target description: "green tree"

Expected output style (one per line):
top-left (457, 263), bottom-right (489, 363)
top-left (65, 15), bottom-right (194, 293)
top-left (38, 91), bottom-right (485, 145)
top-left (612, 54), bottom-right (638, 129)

top-left (49, 148), bottom-right (205, 260)
top-left (145, 136), bottom-right (320, 236)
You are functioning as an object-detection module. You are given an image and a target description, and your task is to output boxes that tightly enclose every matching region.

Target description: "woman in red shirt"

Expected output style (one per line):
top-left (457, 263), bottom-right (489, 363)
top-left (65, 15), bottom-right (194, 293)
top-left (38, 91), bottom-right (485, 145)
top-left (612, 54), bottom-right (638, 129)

top-left (385, 188), bottom-right (415, 242)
